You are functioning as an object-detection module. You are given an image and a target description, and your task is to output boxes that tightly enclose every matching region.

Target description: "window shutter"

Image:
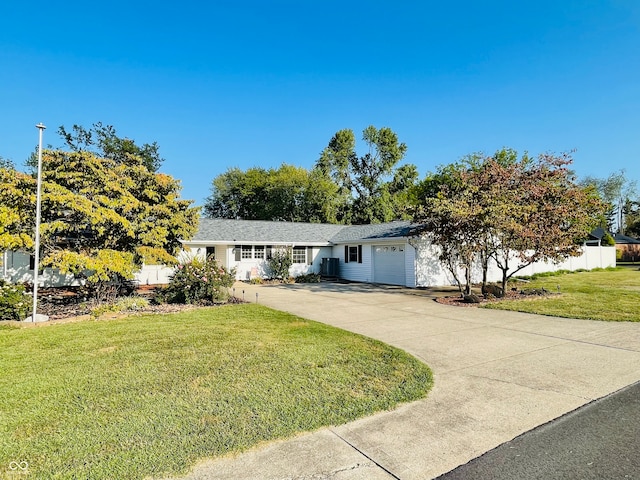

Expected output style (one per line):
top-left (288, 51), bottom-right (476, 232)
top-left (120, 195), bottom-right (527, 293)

top-left (266, 246), bottom-right (272, 259)
top-left (344, 245), bottom-right (349, 263)
top-left (235, 245), bottom-right (241, 262)
top-left (358, 245), bottom-right (363, 263)
top-left (307, 247), bottom-right (313, 265)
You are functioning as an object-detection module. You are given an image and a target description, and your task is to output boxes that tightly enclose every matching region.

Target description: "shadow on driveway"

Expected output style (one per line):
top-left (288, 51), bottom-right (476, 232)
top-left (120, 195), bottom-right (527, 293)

top-left (238, 279), bottom-right (460, 299)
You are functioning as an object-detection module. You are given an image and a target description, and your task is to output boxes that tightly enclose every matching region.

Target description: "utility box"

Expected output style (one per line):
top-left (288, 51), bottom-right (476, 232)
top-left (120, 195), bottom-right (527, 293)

top-left (321, 257), bottom-right (339, 277)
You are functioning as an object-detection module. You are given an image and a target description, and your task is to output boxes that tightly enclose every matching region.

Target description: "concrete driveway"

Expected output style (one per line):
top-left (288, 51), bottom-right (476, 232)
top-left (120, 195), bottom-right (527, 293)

top-left (171, 282), bottom-right (640, 480)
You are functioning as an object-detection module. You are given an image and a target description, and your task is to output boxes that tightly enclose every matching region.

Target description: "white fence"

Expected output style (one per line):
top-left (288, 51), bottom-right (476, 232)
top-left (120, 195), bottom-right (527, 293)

top-left (490, 246), bottom-right (617, 280)
top-left (2, 250), bottom-right (175, 287)
top-left (415, 242), bottom-right (616, 287)
top-left (135, 264), bottom-right (175, 285)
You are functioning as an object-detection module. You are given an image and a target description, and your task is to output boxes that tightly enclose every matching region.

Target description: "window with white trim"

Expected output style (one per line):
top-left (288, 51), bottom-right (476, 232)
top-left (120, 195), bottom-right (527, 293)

top-left (254, 245), bottom-right (265, 259)
top-left (292, 246), bottom-right (306, 264)
top-left (241, 245), bottom-right (253, 259)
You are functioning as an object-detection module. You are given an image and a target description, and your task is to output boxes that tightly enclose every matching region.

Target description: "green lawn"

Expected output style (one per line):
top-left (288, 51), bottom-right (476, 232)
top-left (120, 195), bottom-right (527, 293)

top-left (483, 268), bottom-right (640, 322)
top-left (0, 304), bottom-right (432, 479)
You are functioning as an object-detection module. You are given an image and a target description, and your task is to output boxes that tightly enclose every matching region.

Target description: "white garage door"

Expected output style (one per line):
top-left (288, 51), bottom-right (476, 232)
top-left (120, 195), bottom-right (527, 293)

top-left (373, 244), bottom-right (406, 286)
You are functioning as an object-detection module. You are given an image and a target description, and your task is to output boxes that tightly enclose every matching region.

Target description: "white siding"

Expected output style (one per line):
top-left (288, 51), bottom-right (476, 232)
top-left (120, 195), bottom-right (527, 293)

top-left (184, 243), bottom-right (331, 280)
top-left (333, 244), bottom-right (373, 283)
top-left (412, 239), bottom-right (459, 287)
top-left (405, 243), bottom-right (417, 288)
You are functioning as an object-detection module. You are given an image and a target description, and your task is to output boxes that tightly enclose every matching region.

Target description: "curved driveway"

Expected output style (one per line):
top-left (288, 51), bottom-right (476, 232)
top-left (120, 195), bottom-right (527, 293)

top-left (172, 282), bottom-right (640, 480)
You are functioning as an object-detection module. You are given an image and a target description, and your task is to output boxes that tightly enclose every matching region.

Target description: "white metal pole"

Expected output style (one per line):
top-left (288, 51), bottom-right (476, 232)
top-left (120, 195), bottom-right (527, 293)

top-left (31, 123), bottom-right (46, 322)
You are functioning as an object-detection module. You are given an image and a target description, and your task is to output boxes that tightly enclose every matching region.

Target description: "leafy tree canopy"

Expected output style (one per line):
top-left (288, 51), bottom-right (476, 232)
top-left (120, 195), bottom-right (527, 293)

top-left (624, 199), bottom-right (640, 238)
top-left (205, 164), bottom-right (343, 223)
top-left (205, 126), bottom-right (415, 225)
top-left (414, 149), bottom-right (607, 294)
top-left (1, 145), bottom-right (199, 291)
top-left (316, 126), bottom-right (416, 224)
top-left (57, 122), bottom-right (164, 172)
top-left (580, 170), bottom-right (637, 234)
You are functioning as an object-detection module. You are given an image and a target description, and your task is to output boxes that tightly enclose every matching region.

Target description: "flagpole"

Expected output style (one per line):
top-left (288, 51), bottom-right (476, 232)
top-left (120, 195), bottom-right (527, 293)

top-left (30, 123), bottom-right (46, 322)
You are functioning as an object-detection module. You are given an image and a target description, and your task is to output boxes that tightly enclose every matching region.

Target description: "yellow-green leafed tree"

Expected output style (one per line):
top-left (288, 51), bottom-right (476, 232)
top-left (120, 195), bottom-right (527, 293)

top-left (0, 167), bottom-right (36, 251)
top-left (0, 149), bottom-right (199, 297)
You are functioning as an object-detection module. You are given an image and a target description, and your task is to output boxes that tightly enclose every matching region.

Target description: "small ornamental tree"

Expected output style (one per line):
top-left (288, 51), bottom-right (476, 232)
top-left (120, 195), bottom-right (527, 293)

top-left (267, 247), bottom-right (293, 280)
top-left (0, 147), bottom-right (199, 301)
top-left (414, 150), bottom-right (607, 295)
top-left (162, 256), bottom-right (235, 304)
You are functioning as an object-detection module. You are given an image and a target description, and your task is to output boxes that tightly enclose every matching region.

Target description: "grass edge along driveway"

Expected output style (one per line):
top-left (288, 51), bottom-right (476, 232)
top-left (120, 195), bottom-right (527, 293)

top-left (483, 268), bottom-right (640, 322)
top-left (0, 304), bottom-right (432, 480)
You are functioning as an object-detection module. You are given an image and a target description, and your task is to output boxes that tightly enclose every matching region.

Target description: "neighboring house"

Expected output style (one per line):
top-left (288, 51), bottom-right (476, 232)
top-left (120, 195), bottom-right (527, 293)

top-left (586, 227), bottom-right (610, 246)
top-left (182, 218), bottom-right (617, 288)
top-left (2, 218), bottom-right (617, 289)
top-left (614, 233), bottom-right (640, 262)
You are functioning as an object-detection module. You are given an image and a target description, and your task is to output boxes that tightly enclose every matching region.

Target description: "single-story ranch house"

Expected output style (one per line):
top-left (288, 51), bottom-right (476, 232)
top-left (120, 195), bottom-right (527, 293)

top-left (180, 218), bottom-right (616, 288)
top-left (3, 218), bottom-right (616, 288)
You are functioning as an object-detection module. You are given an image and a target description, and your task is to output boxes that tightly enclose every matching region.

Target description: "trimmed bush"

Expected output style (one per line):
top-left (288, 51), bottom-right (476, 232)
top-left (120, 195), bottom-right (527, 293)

top-left (160, 256), bottom-right (235, 304)
top-left (90, 296), bottom-right (150, 318)
top-left (0, 281), bottom-right (30, 321)
top-left (267, 248), bottom-right (292, 280)
top-left (602, 232), bottom-right (616, 246)
top-left (294, 273), bottom-right (321, 283)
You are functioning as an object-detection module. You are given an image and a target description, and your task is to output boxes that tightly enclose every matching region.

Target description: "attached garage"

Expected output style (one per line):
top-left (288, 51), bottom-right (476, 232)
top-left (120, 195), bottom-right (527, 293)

top-left (373, 244), bottom-right (406, 285)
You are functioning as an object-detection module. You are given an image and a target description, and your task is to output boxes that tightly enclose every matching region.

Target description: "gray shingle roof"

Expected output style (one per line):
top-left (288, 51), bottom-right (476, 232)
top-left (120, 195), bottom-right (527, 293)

top-left (188, 218), bottom-right (345, 245)
top-left (329, 221), bottom-right (417, 243)
top-left (186, 218), bottom-right (418, 245)
top-left (614, 233), bottom-right (640, 244)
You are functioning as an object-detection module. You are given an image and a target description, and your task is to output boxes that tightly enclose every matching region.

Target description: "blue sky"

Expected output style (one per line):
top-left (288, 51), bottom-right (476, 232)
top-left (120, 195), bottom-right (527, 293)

top-left (1, 1), bottom-right (638, 206)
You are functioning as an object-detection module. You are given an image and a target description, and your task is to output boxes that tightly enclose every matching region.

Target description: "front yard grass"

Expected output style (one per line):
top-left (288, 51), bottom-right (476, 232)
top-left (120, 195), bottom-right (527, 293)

top-left (483, 268), bottom-right (640, 322)
top-left (0, 304), bottom-right (432, 479)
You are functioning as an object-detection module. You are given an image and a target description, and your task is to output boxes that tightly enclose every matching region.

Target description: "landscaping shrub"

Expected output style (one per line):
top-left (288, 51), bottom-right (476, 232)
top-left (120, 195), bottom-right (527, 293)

top-left (90, 296), bottom-right (150, 318)
top-left (294, 273), bottom-right (321, 283)
top-left (602, 232), bottom-right (616, 246)
top-left (161, 256), bottom-right (235, 304)
top-left (267, 248), bottom-right (292, 280)
top-left (0, 281), bottom-right (30, 321)
top-left (116, 296), bottom-right (149, 311)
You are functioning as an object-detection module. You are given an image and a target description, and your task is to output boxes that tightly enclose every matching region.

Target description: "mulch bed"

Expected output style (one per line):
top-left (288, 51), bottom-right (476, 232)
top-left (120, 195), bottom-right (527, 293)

top-left (435, 288), bottom-right (557, 307)
top-left (35, 286), bottom-right (240, 321)
top-left (33, 284), bottom-right (556, 320)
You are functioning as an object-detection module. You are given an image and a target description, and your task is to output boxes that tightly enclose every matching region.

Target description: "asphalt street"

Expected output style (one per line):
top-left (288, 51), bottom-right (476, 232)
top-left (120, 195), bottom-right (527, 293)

top-left (437, 381), bottom-right (640, 480)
